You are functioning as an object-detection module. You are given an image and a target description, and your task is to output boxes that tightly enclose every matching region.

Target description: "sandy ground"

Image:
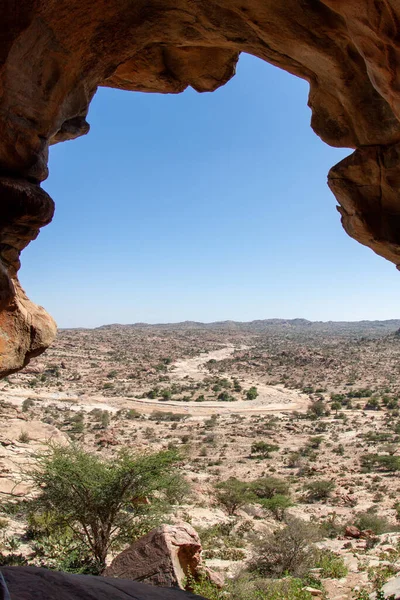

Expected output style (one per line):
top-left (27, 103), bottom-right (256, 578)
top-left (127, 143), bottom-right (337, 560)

top-left (0, 346), bottom-right (310, 416)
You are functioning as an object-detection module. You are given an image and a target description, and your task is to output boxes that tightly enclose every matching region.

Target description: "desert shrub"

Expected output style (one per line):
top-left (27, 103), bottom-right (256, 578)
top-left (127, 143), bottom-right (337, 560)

top-left (307, 436), bottom-right (324, 449)
top-left (198, 521), bottom-right (246, 555)
top-left (261, 495), bottom-right (293, 521)
top-left (227, 573), bottom-right (313, 600)
top-left (307, 399), bottom-right (326, 419)
top-left (190, 572), bottom-right (313, 600)
top-left (316, 550), bottom-right (348, 578)
top-left (215, 478), bottom-right (254, 516)
top-left (318, 513), bottom-right (344, 539)
top-left (287, 452), bottom-right (303, 468)
top-left (100, 411), bottom-right (110, 428)
top-left (186, 574), bottom-right (225, 599)
top-left (364, 397), bottom-right (380, 410)
top-left (160, 389), bottom-right (172, 400)
top-left (0, 553), bottom-right (28, 566)
top-left (22, 398), bottom-right (35, 412)
top-left (249, 517), bottom-right (321, 578)
top-left (304, 480), bottom-right (335, 501)
top-left (251, 477), bottom-right (289, 499)
top-left (353, 509), bottom-right (394, 535)
top-left (18, 431), bottom-right (30, 443)
top-left (233, 379), bottom-right (242, 393)
top-left (251, 441), bottom-right (279, 459)
top-left (218, 391), bottom-right (235, 402)
top-left (246, 387), bottom-right (259, 400)
top-left (126, 409), bottom-right (140, 419)
top-left (67, 412), bottom-right (85, 434)
top-left (149, 411), bottom-right (185, 422)
top-left (361, 453), bottom-right (400, 473)
top-left (25, 444), bottom-right (187, 568)
top-left (31, 530), bottom-right (98, 574)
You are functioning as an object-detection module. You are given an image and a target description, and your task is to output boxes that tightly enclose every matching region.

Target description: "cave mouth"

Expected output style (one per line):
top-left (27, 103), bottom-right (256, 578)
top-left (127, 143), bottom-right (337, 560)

top-left (29, 53), bottom-right (353, 329)
top-left (3, 1), bottom-right (400, 376)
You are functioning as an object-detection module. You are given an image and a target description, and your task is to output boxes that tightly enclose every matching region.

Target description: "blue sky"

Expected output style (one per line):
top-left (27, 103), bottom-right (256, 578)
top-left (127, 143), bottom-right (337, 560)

top-left (20, 54), bottom-right (400, 327)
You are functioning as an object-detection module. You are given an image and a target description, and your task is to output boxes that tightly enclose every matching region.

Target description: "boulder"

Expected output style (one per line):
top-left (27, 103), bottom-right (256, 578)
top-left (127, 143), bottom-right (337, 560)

top-left (1, 566), bottom-right (206, 600)
top-left (370, 575), bottom-right (400, 599)
top-left (345, 526), bottom-right (361, 539)
top-left (104, 523), bottom-right (214, 589)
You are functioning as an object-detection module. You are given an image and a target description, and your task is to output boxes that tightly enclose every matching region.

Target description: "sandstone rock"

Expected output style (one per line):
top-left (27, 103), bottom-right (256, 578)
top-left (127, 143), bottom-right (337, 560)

top-left (1, 566), bottom-right (206, 600)
top-left (370, 575), bottom-right (400, 599)
top-left (104, 522), bottom-right (213, 589)
top-left (345, 526), bottom-right (361, 539)
top-left (3, 2), bottom-right (400, 373)
top-left (304, 587), bottom-right (323, 597)
top-left (360, 529), bottom-right (374, 539)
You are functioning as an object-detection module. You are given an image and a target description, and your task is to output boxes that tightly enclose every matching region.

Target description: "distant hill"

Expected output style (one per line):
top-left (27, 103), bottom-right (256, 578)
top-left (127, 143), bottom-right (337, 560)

top-left (91, 318), bottom-right (400, 336)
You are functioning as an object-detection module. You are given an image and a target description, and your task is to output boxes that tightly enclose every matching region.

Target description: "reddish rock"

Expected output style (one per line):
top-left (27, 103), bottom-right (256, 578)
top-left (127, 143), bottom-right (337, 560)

top-left (345, 526), bottom-right (361, 539)
top-left (360, 529), bottom-right (374, 539)
top-left (104, 523), bottom-right (215, 589)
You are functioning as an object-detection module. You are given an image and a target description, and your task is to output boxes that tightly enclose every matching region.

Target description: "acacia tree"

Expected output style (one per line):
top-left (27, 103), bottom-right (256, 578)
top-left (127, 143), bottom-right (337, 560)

top-left (215, 477), bottom-right (254, 516)
top-left (26, 444), bottom-right (187, 569)
top-left (251, 441), bottom-right (279, 458)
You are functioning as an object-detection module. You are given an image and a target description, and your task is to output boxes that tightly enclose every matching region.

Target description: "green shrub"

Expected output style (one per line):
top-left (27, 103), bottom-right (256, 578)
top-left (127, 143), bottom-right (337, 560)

top-left (190, 573), bottom-right (313, 600)
top-left (0, 553), bottom-right (28, 567)
top-left (246, 387), bottom-right (259, 400)
top-left (354, 509), bottom-right (394, 535)
top-left (304, 480), bottom-right (335, 501)
top-left (215, 478), bottom-right (254, 516)
top-left (251, 477), bottom-right (289, 499)
top-left (150, 411), bottom-right (186, 421)
top-left (31, 530), bottom-right (99, 574)
top-left (126, 409), bottom-right (140, 419)
top-left (316, 550), bottom-right (348, 578)
top-left (25, 444), bottom-right (188, 568)
top-left (22, 398), bottom-right (35, 412)
top-left (249, 517), bottom-right (321, 578)
top-left (251, 441), bottom-right (279, 459)
top-left (361, 454), bottom-right (400, 473)
top-left (261, 495), bottom-right (293, 521)
top-left (231, 575), bottom-right (314, 600)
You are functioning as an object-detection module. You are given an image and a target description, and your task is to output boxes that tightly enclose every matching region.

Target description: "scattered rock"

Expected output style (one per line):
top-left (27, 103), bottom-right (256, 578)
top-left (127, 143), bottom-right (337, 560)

top-left (345, 526), bottom-right (361, 539)
top-left (304, 586), bottom-right (323, 597)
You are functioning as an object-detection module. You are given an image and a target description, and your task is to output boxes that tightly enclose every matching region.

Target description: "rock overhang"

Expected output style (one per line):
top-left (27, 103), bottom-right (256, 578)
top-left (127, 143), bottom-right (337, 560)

top-left (1, 0), bottom-right (400, 375)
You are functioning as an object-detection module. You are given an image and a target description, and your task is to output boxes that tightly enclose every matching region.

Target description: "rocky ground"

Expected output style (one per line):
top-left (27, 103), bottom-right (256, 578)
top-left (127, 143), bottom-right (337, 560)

top-left (2, 319), bottom-right (400, 598)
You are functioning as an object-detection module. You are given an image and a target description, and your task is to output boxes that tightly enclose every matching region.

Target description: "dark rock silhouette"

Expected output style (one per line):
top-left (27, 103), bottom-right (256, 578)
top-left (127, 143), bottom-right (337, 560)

top-left (0, 566), bottom-right (206, 600)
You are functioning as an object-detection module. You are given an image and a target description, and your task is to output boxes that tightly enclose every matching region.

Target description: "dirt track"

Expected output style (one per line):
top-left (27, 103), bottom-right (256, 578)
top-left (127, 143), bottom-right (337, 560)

top-left (0, 346), bottom-right (310, 416)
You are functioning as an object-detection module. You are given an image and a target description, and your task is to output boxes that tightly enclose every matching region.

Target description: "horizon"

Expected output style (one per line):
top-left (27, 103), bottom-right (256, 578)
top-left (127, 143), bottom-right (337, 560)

top-left (19, 53), bottom-right (400, 328)
top-left (58, 316), bottom-right (400, 330)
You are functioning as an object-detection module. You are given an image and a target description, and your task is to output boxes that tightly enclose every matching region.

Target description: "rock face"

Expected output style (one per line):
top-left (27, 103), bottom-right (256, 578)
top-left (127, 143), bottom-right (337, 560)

top-left (104, 523), bottom-right (210, 589)
top-left (0, 566), bottom-right (206, 600)
top-left (3, 1), bottom-right (400, 373)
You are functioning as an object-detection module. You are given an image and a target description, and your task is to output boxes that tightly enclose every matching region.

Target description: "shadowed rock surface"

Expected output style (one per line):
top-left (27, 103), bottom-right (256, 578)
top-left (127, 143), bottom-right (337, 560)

top-left (104, 523), bottom-right (221, 589)
top-left (3, 1), bottom-right (400, 373)
top-left (0, 566), bottom-right (206, 600)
